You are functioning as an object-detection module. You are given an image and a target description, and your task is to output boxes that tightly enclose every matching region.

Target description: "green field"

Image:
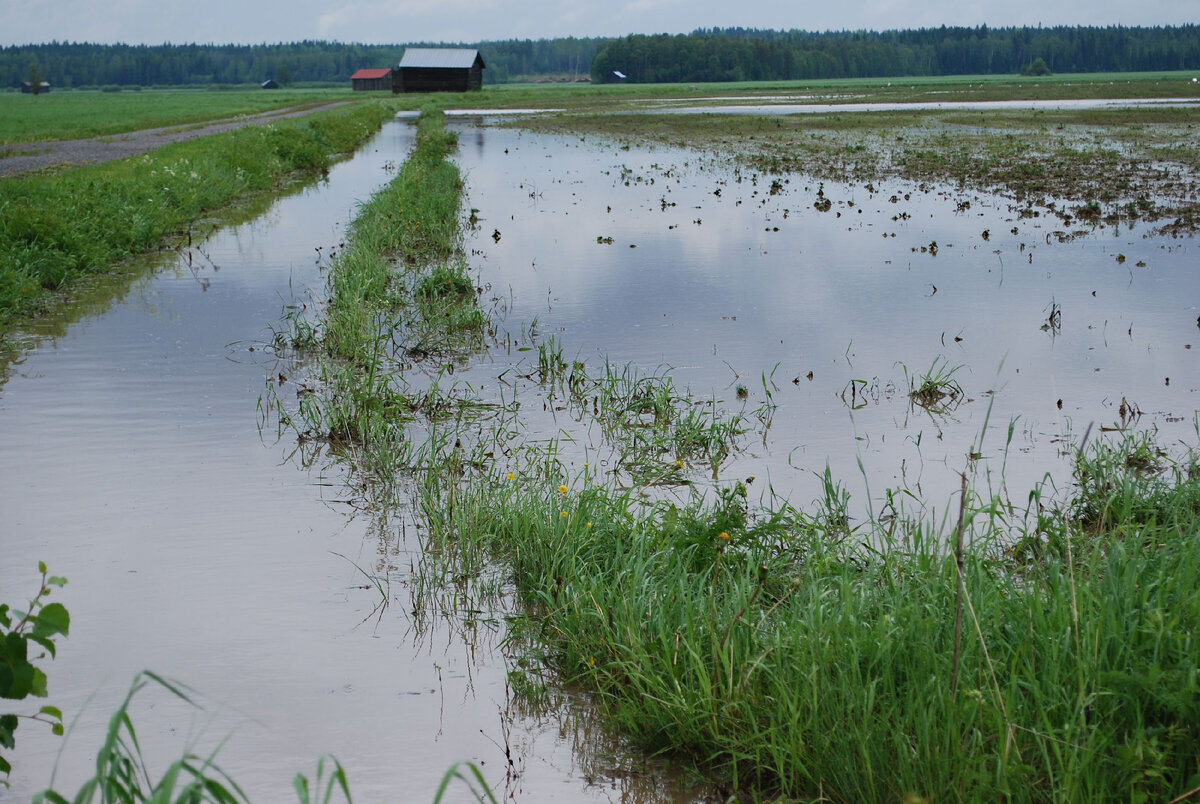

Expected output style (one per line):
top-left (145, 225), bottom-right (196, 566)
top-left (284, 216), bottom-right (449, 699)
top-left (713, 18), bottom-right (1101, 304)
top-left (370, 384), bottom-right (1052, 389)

top-left (0, 88), bottom-right (416, 145)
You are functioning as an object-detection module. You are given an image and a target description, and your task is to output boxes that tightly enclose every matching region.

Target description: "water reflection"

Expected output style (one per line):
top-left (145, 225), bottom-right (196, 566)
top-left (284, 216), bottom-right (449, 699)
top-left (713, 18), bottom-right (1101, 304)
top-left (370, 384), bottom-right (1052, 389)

top-left (1, 119), bottom-right (701, 803)
top-left (448, 121), bottom-right (1198, 512)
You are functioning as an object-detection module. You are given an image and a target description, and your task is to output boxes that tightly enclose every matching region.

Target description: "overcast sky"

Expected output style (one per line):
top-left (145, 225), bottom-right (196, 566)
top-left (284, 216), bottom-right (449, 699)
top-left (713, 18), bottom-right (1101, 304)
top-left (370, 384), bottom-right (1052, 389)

top-left (2, 0), bottom-right (1196, 47)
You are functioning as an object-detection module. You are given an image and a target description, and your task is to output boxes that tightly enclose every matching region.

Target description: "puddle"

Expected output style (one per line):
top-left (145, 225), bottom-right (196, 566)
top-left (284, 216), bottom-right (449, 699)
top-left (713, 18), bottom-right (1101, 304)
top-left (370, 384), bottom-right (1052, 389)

top-left (0, 121), bottom-right (700, 803)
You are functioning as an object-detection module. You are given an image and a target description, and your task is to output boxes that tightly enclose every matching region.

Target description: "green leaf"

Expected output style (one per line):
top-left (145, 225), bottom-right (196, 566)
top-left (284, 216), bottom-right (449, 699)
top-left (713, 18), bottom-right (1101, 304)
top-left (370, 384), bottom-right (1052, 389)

top-left (1, 713), bottom-right (17, 749)
top-left (29, 635), bottom-right (57, 658)
top-left (30, 667), bottom-right (48, 698)
top-left (38, 705), bottom-right (62, 720)
top-left (47, 577), bottom-right (67, 589)
top-left (31, 603), bottom-right (69, 640)
top-left (38, 561), bottom-right (46, 574)
top-left (0, 754), bottom-right (10, 776)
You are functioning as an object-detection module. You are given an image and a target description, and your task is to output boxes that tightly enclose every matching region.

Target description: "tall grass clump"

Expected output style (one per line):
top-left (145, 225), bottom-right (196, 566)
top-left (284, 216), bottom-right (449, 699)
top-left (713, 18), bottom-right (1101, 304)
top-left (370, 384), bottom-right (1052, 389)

top-left (415, 432), bottom-right (1200, 801)
top-left (0, 102), bottom-right (394, 329)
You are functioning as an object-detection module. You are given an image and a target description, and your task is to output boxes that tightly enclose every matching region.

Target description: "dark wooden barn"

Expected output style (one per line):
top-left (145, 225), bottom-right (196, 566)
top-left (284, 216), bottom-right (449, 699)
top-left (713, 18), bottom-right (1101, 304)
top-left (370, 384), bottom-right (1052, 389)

top-left (394, 48), bottom-right (484, 93)
top-left (20, 81), bottom-right (51, 93)
top-left (350, 68), bottom-right (392, 91)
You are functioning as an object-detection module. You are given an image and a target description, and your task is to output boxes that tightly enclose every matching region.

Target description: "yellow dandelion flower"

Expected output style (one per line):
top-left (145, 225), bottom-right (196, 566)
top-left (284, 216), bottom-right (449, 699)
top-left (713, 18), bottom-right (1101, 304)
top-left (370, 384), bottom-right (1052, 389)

top-left (506, 472), bottom-right (515, 481)
top-left (675, 459), bottom-right (684, 469)
top-left (558, 484), bottom-right (568, 494)
top-left (586, 522), bottom-right (593, 528)
top-left (587, 657), bottom-right (596, 667)
top-left (718, 531), bottom-right (731, 542)
top-left (561, 511), bottom-right (569, 517)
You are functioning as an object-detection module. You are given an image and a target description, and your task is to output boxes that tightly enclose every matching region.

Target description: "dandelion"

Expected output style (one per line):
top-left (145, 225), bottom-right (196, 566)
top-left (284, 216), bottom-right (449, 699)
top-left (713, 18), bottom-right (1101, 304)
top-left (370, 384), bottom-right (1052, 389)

top-left (675, 459), bottom-right (684, 469)
top-left (718, 531), bottom-right (731, 542)
top-left (586, 522), bottom-right (593, 529)
top-left (506, 472), bottom-right (515, 481)
top-left (561, 511), bottom-right (569, 517)
top-left (587, 657), bottom-right (596, 667)
top-left (558, 484), bottom-right (568, 494)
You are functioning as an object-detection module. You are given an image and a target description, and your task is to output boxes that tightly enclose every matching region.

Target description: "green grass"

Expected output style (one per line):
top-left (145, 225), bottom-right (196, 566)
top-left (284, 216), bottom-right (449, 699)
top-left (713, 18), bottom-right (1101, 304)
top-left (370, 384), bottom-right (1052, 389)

top-left (0, 88), bottom-right (415, 145)
top-left (0, 101), bottom-right (395, 331)
top-left (415, 430), bottom-right (1200, 802)
top-left (269, 107), bottom-right (488, 482)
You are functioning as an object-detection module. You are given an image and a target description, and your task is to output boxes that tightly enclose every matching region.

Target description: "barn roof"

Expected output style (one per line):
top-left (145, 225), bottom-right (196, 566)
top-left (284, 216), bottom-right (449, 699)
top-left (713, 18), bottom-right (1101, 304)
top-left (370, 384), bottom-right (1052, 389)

top-left (399, 48), bottom-right (484, 69)
top-left (350, 68), bottom-right (392, 80)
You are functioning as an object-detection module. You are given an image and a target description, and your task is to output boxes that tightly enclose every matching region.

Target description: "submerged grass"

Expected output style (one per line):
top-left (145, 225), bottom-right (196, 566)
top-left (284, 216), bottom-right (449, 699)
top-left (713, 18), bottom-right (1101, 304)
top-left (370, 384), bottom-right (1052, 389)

top-left (0, 102), bottom-right (395, 330)
top-left (512, 103), bottom-right (1200, 231)
top-left (271, 107), bottom-right (488, 482)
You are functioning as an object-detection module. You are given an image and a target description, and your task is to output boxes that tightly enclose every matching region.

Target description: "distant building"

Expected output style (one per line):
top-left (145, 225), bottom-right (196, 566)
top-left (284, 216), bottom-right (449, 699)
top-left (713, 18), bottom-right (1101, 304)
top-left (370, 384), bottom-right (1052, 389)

top-left (20, 81), bottom-right (51, 93)
top-left (350, 68), bottom-right (393, 92)
top-left (394, 48), bottom-right (484, 93)
top-left (261, 79), bottom-right (280, 89)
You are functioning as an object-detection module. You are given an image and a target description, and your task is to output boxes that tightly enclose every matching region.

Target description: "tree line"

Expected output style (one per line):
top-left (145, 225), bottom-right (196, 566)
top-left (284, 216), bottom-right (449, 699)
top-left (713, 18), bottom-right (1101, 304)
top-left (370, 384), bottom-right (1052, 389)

top-left (590, 25), bottom-right (1200, 83)
top-left (2, 38), bottom-right (610, 89)
top-left (5, 25), bottom-right (1198, 90)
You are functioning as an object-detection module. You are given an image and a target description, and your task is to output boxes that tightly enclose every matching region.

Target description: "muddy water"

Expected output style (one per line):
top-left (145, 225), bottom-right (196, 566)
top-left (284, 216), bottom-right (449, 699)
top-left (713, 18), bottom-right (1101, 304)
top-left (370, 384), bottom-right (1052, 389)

top-left (450, 120), bottom-right (1198, 513)
top-left (0, 121), bottom-right (691, 803)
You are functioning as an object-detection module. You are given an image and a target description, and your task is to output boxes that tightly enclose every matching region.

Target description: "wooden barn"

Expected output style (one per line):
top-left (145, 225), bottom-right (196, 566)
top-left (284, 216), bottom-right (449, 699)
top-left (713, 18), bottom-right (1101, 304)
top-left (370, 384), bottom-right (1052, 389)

top-left (350, 68), bottom-right (393, 92)
top-left (394, 48), bottom-right (484, 93)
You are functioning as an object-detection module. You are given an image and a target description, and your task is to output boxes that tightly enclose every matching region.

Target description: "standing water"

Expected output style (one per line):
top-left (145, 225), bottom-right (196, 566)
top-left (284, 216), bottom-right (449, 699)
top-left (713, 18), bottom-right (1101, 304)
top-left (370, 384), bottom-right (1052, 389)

top-left (0, 120), bottom-right (693, 803)
top-left (2, 112), bottom-right (1197, 803)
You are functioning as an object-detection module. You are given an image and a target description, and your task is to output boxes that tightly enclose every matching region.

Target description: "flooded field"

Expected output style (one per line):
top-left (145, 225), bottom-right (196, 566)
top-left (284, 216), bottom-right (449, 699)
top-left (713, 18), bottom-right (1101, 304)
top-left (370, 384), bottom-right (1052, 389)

top-left (449, 118), bottom-right (1198, 511)
top-left (0, 121), bottom-right (698, 803)
top-left (1, 110), bottom-right (1197, 802)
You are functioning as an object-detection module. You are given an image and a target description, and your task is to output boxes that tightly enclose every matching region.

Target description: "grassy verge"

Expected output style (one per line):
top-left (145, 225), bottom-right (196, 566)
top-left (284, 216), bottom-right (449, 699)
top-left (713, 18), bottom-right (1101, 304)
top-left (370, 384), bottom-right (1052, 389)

top-left (0, 101), bottom-right (395, 331)
top-left (415, 422), bottom-right (1200, 801)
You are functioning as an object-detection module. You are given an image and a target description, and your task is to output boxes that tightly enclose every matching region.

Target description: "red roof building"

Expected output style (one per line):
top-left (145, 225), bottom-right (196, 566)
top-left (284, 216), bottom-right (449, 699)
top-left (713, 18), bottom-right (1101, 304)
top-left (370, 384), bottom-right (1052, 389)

top-left (350, 68), bottom-right (393, 91)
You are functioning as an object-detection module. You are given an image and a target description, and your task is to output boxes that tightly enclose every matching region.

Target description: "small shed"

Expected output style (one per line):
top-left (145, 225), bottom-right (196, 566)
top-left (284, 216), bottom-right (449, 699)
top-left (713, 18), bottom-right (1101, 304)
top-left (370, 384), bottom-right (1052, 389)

top-left (394, 48), bottom-right (484, 93)
top-left (261, 79), bottom-right (280, 89)
top-left (350, 68), bottom-right (393, 91)
top-left (20, 81), bottom-right (51, 93)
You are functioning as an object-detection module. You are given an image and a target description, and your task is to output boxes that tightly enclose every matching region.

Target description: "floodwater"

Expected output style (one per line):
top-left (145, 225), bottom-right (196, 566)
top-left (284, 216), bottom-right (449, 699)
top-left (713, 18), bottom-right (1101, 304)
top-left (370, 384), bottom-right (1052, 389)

top-left (1, 113), bottom-right (1197, 802)
top-left (642, 97), bottom-right (1200, 115)
top-left (447, 119), bottom-right (1198, 512)
top-left (0, 121), bottom-right (695, 803)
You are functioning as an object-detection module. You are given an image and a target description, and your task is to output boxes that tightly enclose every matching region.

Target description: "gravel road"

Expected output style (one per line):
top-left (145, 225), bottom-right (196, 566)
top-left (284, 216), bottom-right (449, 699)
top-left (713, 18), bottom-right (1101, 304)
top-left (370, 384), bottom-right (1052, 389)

top-left (0, 101), bottom-right (350, 178)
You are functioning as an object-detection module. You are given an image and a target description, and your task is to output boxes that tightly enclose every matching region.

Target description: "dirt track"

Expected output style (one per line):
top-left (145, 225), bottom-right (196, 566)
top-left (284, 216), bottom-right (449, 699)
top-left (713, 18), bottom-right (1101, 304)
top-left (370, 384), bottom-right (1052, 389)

top-left (0, 101), bottom-right (349, 177)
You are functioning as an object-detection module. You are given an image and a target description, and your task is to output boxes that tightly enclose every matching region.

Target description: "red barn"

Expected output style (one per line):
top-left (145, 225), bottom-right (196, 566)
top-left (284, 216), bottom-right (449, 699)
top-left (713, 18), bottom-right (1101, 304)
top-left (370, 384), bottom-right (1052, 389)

top-left (350, 68), bottom-right (393, 91)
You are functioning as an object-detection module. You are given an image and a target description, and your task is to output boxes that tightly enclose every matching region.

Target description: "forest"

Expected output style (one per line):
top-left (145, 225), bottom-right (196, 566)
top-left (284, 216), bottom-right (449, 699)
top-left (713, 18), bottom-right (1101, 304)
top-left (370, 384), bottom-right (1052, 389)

top-left (590, 25), bottom-right (1200, 83)
top-left (3, 25), bottom-right (1198, 89)
top-left (0, 38), bottom-right (606, 88)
